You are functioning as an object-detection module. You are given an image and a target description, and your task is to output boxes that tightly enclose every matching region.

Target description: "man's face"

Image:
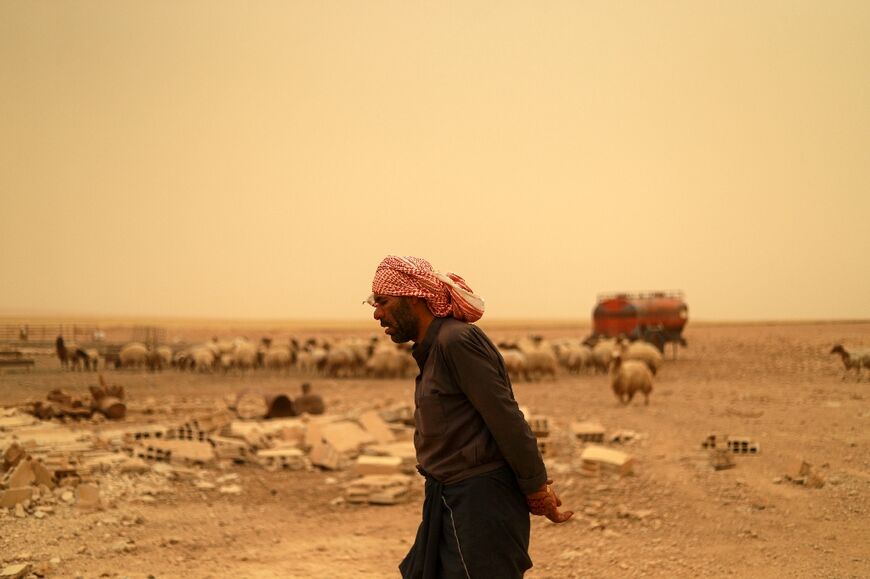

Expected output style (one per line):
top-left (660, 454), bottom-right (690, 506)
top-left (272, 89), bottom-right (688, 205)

top-left (372, 295), bottom-right (420, 343)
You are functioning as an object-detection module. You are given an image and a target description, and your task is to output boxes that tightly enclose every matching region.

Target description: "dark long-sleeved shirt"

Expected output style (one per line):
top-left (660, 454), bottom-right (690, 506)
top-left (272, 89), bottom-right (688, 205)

top-left (411, 317), bottom-right (548, 494)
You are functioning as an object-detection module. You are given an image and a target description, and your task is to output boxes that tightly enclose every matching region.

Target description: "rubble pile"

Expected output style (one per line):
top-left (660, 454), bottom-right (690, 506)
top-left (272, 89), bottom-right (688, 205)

top-left (29, 376), bottom-right (127, 422)
top-left (0, 397), bottom-right (421, 518)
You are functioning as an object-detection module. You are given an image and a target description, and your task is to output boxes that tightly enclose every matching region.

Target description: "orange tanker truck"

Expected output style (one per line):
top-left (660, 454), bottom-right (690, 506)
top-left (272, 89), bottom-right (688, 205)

top-left (585, 291), bottom-right (689, 354)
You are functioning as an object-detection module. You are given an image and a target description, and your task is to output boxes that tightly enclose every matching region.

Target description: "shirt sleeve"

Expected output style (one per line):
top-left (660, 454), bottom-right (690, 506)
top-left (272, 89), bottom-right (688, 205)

top-left (443, 325), bottom-right (548, 494)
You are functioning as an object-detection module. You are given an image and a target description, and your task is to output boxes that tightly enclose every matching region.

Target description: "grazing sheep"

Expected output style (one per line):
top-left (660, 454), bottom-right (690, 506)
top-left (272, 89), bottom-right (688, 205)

top-left (830, 344), bottom-right (870, 381)
top-left (365, 342), bottom-right (414, 378)
top-left (516, 338), bottom-right (557, 381)
top-left (233, 341), bottom-right (258, 370)
top-left (610, 352), bottom-right (653, 405)
top-left (620, 340), bottom-right (664, 375)
top-left (265, 346), bottom-right (293, 372)
top-left (499, 347), bottom-right (530, 381)
top-left (591, 338), bottom-right (618, 374)
top-left (119, 342), bottom-right (149, 369)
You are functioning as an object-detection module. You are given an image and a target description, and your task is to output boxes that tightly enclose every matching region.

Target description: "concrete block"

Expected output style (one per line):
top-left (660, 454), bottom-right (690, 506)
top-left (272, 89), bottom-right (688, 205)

top-left (571, 421), bottom-right (605, 443)
top-left (527, 415), bottom-right (549, 438)
top-left (303, 421), bottom-right (325, 449)
top-left (369, 486), bottom-right (410, 505)
top-left (257, 448), bottom-right (306, 470)
top-left (0, 487), bottom-right (33, 508)
top-left (359, 411), bottom-right (395, 444)
top-left (144, 440), bottom-right (216, 466)
top-left (726, 437), bottom-right (759, 455)
top-left (580, 445), bottom-right (634, 476)
top-left (309, 441), bottom-right (342, 470)
top-left (536, 438), bottom-right (555, 457)
top-left (355, 455), bottom-right (402, 476)
top-left (210, 436), bottom-right (252, 462)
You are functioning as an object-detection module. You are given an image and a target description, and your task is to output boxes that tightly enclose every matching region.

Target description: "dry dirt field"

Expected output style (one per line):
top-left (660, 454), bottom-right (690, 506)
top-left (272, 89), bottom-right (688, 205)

top-left (1, 320), bottom-right (869, 579)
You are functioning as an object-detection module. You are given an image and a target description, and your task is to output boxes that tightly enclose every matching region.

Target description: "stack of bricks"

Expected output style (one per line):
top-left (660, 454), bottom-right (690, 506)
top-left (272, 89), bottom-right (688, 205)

top-left (527, 415), bottom-right (552, 457)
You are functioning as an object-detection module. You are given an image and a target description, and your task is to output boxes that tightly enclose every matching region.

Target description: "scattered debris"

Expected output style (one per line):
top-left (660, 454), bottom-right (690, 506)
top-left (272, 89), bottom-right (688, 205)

top-left (783, 459), bottom-right (825, 488)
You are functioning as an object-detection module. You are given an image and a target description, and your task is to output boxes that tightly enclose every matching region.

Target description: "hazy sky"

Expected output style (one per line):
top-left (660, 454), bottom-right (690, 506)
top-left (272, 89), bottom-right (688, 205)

top-left (2, 1), bottom-right (868, 322)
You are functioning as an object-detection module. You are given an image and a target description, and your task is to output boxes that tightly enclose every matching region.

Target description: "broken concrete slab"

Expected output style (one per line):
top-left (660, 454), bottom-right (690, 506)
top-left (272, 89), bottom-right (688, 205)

top-left (0, 414), bottom-right (39, 430)
top-left (31, 459), bottom-right (56, 488)
top-left (0, 563), bottom-right (32, 579)
top-left (5, 457), bottom-right (36, 488)
top-left (359, 411), bottom-right (395, 445)
top-left (321, 421), bottom-right (375, 455)
top-left (345, 474), bottom-right (413, 505)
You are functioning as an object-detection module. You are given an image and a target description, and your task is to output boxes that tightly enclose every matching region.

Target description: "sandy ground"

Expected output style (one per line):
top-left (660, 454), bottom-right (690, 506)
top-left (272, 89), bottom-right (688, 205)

top-left (1, 321), bottom-right (869, 579)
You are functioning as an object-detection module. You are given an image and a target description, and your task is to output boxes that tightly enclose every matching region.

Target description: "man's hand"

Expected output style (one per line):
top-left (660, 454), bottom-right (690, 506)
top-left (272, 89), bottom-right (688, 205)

top-left (526, 479), bottom-right (573, 523)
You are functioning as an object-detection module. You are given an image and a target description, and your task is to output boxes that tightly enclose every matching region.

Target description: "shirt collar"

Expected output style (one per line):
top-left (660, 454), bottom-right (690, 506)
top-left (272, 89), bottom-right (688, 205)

top-left (412, 316), bottom-right (445, 370)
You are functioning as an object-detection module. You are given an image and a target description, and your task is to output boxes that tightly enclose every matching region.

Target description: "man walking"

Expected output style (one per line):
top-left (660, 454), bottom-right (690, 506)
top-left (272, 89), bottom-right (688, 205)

top-left (367, 255), bottom-right (572, 579)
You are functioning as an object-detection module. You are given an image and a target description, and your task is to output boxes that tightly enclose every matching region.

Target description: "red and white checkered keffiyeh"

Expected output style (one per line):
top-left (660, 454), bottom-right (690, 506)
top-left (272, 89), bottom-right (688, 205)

top-left (367, 256), bottom-right (485, 323)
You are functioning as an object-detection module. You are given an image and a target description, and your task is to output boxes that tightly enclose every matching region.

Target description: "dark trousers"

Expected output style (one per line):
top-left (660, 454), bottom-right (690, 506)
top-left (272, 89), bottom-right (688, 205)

top-left (400, 467), bottom-right (532, 579)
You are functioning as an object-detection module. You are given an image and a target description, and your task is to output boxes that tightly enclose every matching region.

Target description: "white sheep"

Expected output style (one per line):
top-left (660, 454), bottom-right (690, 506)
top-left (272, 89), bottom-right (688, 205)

top-left (620, 340), bottom-right (663, 375)
top-left (498, 347), bottom-right (529, 381)
top-left (610, 352), bottom-right (653, 405)
top-left (830, 344), bottom-right (870, 381)
top-left (591, 338), bottom-right (618, 374)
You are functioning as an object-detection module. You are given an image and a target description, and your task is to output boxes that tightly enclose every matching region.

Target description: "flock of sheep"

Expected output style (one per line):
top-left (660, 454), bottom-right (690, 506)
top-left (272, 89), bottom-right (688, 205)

top-left (58, 335), bottom-right (868, 407)
top-left (93, 334), bottom-right (662, 405)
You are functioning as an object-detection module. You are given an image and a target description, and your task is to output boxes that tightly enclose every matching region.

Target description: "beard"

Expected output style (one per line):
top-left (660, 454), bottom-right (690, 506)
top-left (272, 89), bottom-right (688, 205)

top-left (387, 298), bottom-right (420, 343)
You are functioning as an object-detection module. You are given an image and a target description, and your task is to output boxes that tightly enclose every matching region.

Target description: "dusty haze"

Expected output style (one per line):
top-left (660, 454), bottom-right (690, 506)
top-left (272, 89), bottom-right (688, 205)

top-left (1, 1), bottom-right (868, 322)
